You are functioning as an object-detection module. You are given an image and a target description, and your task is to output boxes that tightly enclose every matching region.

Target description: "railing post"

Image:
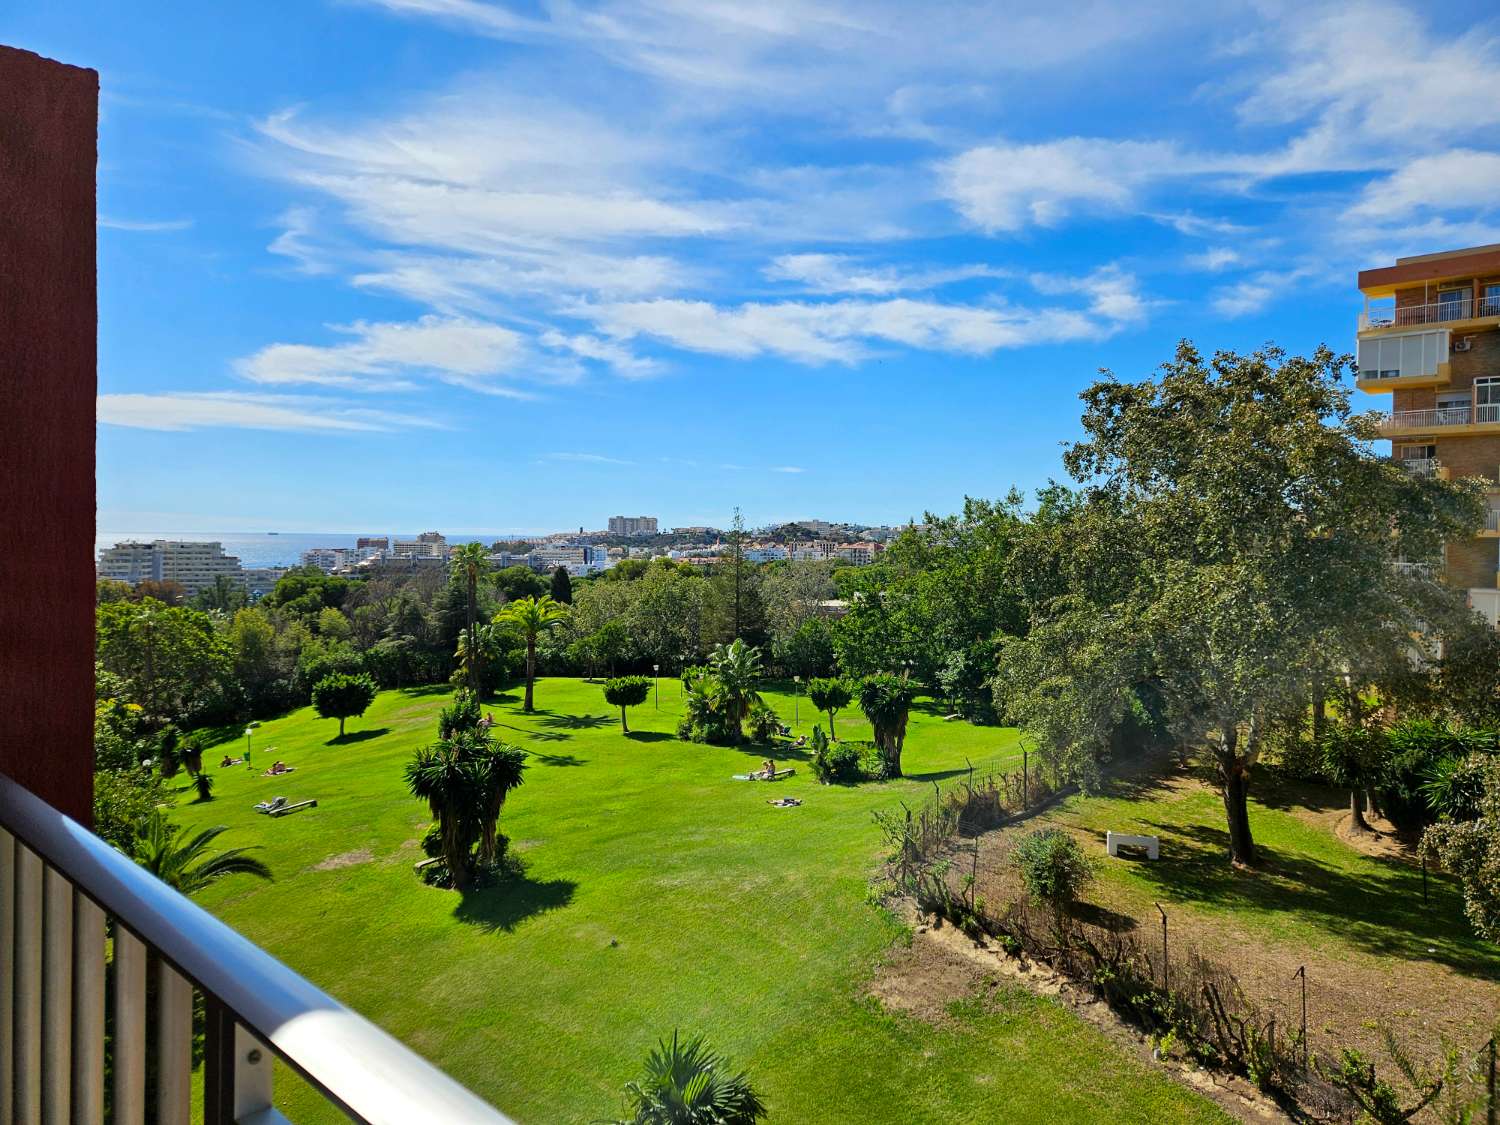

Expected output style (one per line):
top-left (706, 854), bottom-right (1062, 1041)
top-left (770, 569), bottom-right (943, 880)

top-left (73, 893), bottom-right (106, 1125)
top-left (157, 962), bottom-right (192, 1125)
top-left (234, 1024), bottom-right (275, 1120)
top-left (16, 843), bottom-right (43, 1125)
top-left (112, 929), bottom-right (146, 1125)
top-left (0, 829), bottom-right (14, 1117)
top-left (42, 867), bottom-right (73, 1125)
top-left (204, 1001), bottom-right (274, 1125)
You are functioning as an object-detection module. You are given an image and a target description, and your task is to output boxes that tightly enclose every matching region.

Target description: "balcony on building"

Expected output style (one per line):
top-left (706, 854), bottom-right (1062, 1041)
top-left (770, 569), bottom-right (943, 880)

top-left (1357, 243), bottom-right (1500, 346)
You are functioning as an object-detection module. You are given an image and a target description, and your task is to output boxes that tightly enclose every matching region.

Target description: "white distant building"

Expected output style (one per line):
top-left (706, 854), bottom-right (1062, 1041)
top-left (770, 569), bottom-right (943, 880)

top-left (242, 567), bottom-right (286, 600)
top-left (528, 544), bottom-right (608, 575)
top-left (834, 543), bottom-right (878, 566)
top-left (300, 548), bottom-right (341, 572)
top-left (393, 531), bottom-right (449, 560)
top-left (608, 515), bottom-right (658, 537)
top-left (744, 544), bottom-right (789, 563)
top-left (97, 540), bottom-right (246, 597)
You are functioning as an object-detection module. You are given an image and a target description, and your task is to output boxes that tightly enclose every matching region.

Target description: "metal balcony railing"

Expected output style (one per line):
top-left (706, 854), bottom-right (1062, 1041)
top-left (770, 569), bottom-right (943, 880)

top-left (1396, 456), bottom-right (1440, 476)
top-left (0, 772), bottom-right (515, 1125)
top-left (1381, 406), bottom-right (1473, 429)
top-left (1361, 293), bottom-right (1500, 330)
top-left (1391, 560), bottom-right (1438, 578)
top-left (1487, 511), bottom-right (1500, 533)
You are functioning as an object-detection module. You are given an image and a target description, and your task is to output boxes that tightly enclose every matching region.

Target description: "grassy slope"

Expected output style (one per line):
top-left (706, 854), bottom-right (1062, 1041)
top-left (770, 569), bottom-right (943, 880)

top-left (175, 679), bottom-right (1224, 1124)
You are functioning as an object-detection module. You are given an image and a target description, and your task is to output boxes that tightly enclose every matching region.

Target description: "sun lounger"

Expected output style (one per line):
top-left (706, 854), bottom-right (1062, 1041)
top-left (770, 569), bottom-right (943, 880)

top-left (268, 799), bottom-right (317, 818)
top-left (254, 796), bottom-right (288, 814)
top-left (767, 797), bottom-right (802, 807)
top-left (732, 768), bottom-right (796, 782)
top-left (261, 766), bottom-right (296, 777)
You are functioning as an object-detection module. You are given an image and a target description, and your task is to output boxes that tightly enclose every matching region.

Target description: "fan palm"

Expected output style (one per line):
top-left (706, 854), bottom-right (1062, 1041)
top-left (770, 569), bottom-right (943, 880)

top-left (706, 640), bottom-right (764, 742)
top-left (451, 543), bottom-right (492, 695)
top-left (610, 1030), bottom-right (766, 1125)
top-left (133, 811), bottom-right (272, 895)
top-left (495, 594), bottom-right (568, 712)
top-left (406, 738), bottom-right (487, 888)
top-left (858, 673), bottom-right (916, 778)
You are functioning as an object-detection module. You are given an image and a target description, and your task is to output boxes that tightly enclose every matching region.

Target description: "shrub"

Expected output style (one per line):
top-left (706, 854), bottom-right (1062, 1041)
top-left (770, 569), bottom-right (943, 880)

top-left (421, 821), bottom-right (444, 859)
top-left (810, 727), bottom-right (883, 783)
top-left (192, 772), bottom-right (214, 803)
top-left (603, 676), bottom-right (652, 733)
top-left (311, 672), bottom-right (378, 738)
top-left (608, 1030), bottom-right (766, 1125)
top-left (1012, 828), bottom-right (1092, 907)
top-left (438, 689), bottom-right (482, 740)
top-left (745, 704), bottom-right (783, 745)
top-left (807, 677), bottom-right (851, 738)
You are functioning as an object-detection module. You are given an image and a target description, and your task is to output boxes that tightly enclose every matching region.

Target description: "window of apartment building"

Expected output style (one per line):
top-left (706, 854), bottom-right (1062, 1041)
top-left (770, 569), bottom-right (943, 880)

top-left (1476, 376), bottom-right (1500, 424)
top-left (1438, 283), bottom-right (1472, 320)
top-left (1484, 282), bottom-right (1500, 318)
top-left (1437, 390), bottom-right (1471, 422)
top-left (1397, 443), bottom-right (1436, 462)
top-left (1356, 329), bottom-right (1447, 380)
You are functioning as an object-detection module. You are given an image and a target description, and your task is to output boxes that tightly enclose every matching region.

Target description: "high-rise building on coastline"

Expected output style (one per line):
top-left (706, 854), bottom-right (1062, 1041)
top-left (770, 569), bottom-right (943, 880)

top-left (607, 515), bottom-right (658, 536)
top-left (1357, 242), bottom-right (1500, 626)
top-left (96, 539), bottom-right (246, 597)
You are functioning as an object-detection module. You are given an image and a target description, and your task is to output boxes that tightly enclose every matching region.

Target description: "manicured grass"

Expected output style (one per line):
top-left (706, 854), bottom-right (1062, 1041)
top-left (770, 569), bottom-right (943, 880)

top-left (173, 678), bottom-right (1224, 1123)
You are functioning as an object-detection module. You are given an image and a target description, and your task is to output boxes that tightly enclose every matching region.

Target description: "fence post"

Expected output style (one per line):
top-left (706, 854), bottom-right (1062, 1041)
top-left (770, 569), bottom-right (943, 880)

top-left (1422, 853), bottom-right (1429, 905)
top-left (1155, 903), bottom-right (1167, 992)
top-left (1022, 750), bottom-right (1028, 811)
top-left (1487, 1035), bottom-right (1495, 1125)
top-left (1294, 965), bottom-right (1308, 1073)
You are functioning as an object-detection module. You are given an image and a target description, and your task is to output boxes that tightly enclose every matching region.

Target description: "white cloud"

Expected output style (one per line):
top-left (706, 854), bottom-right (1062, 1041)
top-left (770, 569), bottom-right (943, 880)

top-left (234, 316), bottom-right (535, 393)
top-left (98, 216), bottom-right (193, 232)
top-left (539, 330), bottom-right (659, 377)
top-left (99, 392), bottom-right (446, 433)
top-left (763, 254), bottom-right (1008, 295)
top-left (771, 466), bottom-right (806, 474)
top-left (1029, 266), bottom-right (1148, 325)
top-left (585, 290), bottom-right (1131, 366)
top-left (1210, 281), bottom-right (1273, 319)
top-left (1347, 151), bottom-right (1500, 221)
top-left (267, 206), bottom-right (335, 274)
top-left (544, 451), bottom-right (635, 465)
top-left (1186, 247), bottom-right (1240, 272)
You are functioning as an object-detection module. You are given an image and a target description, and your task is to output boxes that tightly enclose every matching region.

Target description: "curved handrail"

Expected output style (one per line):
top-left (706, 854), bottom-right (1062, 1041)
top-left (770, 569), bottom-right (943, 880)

top-left (0, 772), bottom-right (514, 1125)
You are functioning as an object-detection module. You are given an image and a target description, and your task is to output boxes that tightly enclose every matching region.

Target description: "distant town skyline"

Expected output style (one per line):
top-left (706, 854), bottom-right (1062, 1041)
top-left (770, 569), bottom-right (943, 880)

top-left (12, 1), bottom-right (1500, 530)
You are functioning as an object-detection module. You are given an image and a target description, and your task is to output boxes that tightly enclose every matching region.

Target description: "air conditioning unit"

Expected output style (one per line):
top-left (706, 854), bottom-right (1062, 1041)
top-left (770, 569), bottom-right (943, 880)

top-left (1453, 337), bottom-right (1473, 352)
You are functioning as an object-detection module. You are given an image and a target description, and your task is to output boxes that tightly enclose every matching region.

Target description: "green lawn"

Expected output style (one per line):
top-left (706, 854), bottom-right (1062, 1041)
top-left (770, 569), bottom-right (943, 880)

top-left (174, 678), bottom-right (1225, 1123)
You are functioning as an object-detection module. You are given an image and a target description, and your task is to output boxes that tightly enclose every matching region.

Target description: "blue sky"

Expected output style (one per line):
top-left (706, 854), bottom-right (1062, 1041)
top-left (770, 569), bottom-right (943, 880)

top-left (11, 1), bottom-right (1500, 533)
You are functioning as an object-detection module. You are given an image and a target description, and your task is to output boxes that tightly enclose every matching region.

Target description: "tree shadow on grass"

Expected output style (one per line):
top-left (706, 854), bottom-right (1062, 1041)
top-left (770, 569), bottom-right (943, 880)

top-left (496, 722), bottom-right (568, 743)
top-left (538, 712), bottom-right (614, 731)
top-left (725, 742), bottom-right (813, 763)
top-left (624, 731), bottom-right (673, 743)
top-left (1249, 771), bottom-right (1345, 817)
top-left (905, 766), bottom-right (976, 784)
top-left (453, 866), bottom-right (577, 933)
top-left (530, 752), bottom-right (586, 766)
top-left (1071, 901), bottom-right (1139, 933)
top-left (398, 684), bottom-right (455, 698)
top-left (326, 727), bottom-right (391, 746)
top-left (1125, 819), bottom-right (1500, 979)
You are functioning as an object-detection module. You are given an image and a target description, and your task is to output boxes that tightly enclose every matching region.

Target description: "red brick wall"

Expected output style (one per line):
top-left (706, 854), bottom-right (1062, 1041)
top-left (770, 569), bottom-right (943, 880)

top-left (0, 46), bottom-right (98, 823)
top-left (1447, 537), bottom-right (1498, 590)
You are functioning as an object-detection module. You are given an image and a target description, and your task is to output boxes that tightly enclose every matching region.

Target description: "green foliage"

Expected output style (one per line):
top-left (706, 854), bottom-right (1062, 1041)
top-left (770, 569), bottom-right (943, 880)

top-left (774, 617), bottom-right (835, 679)
top-left (1314, 1028), bottom-right (1448, 1125)
top-left (745, 704), bottom-right (783, 745)
top-left (608, 1030), bottom-right (767, 1125)
top-left (603, 675), bottom-right (652, 732)
top-left (494, 565), bottom-right (547, 602)
top-left (133, 811), bottom-right (271, 894)
top-left (550, 566), bottom-right (573, 605)
top-left (1011, 828), bottom-right (1092, 906)
top-left (405, 728), bottom-right (527, 888)
top-left (193, 772), bottom-right (215, 803)
top-left (495, 594), bottom-right (569, 711)
top-left (1421, 754), bottom-right (1500, 941)
top-left (96, 598), bottom-right (233, 727)
top-left (310, 672), bottom-right (378, 737)
top-left (93, 766), bottom-right (171, 852)
top-left (858, 673), bottom-right (916, 778)
top-left (807, 677), bottom-right (851, 737)
top-left (811, 726), bottom-right (864, 783)
top-left (1422, 754), bottom-right (1488, 822)
top-left (265, 567), bottom-right (359, 616)
top-left (438, 689), bottom-right (483, 740)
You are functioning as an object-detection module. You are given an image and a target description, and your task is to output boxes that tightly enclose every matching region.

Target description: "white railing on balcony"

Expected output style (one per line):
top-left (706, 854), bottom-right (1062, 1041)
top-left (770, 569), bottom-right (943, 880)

top-left (1361, 293), bottom-right (1500, 330)
top-left (1391, 560), bottom-right (1438, 578)
top-left (1397, 456), bottom-right (1440, 476)
top-left (1381, 406), bottom-right (1473, 429)
top-left (1487, 511), bottom-right (1500, 532)
top-left (0, 772), bottom-right (515, 1125)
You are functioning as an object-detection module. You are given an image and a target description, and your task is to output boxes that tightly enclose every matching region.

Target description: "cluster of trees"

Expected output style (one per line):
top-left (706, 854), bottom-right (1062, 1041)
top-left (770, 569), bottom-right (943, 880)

top-left (405, 690), bottom-right (528, 889)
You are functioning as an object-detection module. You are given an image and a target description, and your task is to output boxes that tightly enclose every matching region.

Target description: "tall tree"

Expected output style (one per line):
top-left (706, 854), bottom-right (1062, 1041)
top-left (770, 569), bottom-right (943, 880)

top-left (550, 565), bottom-right (573, 605)
top-left (311, 672), bottom-right (378, 739)
top-left (97, 599), bottom-right (232, 729)
top-left (450, 543), bottom-right (493, 697)
top-left (807, 677), bottom-right (852, 741)
top-left (1004, 342), bottom-right (1484, 865)
top-left (858, 674), bottom-right (916, 778)
top-left (706, 639), bottom-right (764, 742)
top-left (495, 594), bottom-right (568, 712)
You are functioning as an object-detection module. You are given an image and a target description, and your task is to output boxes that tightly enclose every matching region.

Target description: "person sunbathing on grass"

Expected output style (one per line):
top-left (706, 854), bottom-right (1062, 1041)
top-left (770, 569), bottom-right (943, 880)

top-left (761, 759), bottom-right (778, 779)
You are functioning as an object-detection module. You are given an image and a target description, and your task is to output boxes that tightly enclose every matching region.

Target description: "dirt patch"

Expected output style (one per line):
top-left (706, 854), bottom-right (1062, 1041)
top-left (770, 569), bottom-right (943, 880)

top-left (310, 847), bottom-right (374, 872)
top-left (867, 925), bottom-right (1004, 1022)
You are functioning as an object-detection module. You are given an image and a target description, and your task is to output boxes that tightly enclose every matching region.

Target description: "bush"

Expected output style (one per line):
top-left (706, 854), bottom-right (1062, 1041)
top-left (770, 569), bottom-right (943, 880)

top-left (745, 704), bottom-right (783, 745)
top-left (438, 689), bottom-right (482, 740)
top-left (421, 822), bottom-right (444, 859)
top-left (603, 675), bottom-right (652, 733)
top-left (192, 772), bottom-right (214, 803)
top-left (810, 727), bottom-right (883, 783)
top-left (1012, 828), bottom-right (1092, 906)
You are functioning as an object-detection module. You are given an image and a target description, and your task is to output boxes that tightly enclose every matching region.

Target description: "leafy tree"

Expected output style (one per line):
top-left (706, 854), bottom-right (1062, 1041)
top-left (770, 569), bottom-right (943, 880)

top-left (706, 640), bottom-right (764, 742)
top-left (133, 812), bottom-right (271, 894)
top-left (451, 543), bottom-right (493, 697)
top-left (192, 574), bottom-right (247, 613)
top-left (134, 579), bottom-right (188, 606)
top-left (1420, 754), bottom-right (1500, 941)
top-left (807, 677), bottom-right (851, 741)
top-left (608, 1031), bottom-right (766, 1125)
top-left (495, 595), bottom-right (568, 712)
top-left (311, 672), bottom-right (378, 738)
top-left (1320, 723), bottom-right (1390, 833)
top-left (1002, 343), bottom-right (1486, 865)
top-left (775, 617), bottom-right (835, 680)
top-left (603, 675), bottom-right (652, 733)
top-left (93, 767), bottom-right (170, 853)
top-left (265, 568), bottom-right (359, 616)
top-left (96, 578), bottom-right (133, 604)
top-left (762, 559), bottom-right (838, 653)
top-left (550, 565), bottom-right (573, 605)
top-left (1012, 828), bottom-right (1092, 910)
top-left (858, 674), bottom-right (916, 778)
top-left (97, 599), bottom-right (232, 729)
top-left (494, 564), bottom-right (548, 602)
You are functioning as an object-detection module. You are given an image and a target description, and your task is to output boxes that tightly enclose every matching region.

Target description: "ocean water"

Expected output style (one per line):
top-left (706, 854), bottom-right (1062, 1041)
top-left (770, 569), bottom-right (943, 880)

top-left (93, 531), bottom-right (501, 570)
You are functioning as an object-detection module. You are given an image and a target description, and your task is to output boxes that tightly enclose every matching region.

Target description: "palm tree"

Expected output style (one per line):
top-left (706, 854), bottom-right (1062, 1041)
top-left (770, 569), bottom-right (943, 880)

top-left (474, 738), bottom-right (527, 866)
top-left (133, 812), bottom-right (272, 894)
top-left (707, 639), bottom-right (764, 742)
top-left (451, 543), bottom-right (492, 696)
top-left (610, 1030), bottom-right (767, 1125)
top-left (857, 673), bottom-right (916, 778)
top-left (405, 731), bottom-right (527, 885)
top-left (494, 594), bottom-right (568, 713)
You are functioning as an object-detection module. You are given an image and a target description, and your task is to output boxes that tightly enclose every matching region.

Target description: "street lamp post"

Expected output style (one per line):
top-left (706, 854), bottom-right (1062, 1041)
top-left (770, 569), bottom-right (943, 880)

top-left (793, 674), bottom-right (801, 726)
top-left (654, 664), bottom-right (660, 708)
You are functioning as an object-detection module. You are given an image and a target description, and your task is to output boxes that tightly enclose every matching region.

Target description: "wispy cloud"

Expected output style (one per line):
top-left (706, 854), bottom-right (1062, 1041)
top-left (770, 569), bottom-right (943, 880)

top-left (543, 452), bottom-right (635, 465)
top-left (98, 216), bottom-right (194, 232)
top-left (99, 392), bottom-right (448, 433)
top-left (771, 465), bottom-right (806, 474)
top-left (763, 254), bottom-right (1008, 295)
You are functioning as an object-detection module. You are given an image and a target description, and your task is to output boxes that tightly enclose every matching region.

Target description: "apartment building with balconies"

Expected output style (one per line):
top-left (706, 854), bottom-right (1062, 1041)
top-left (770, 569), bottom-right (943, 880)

top-left (1358, 243), bottom-right (1500, 624)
